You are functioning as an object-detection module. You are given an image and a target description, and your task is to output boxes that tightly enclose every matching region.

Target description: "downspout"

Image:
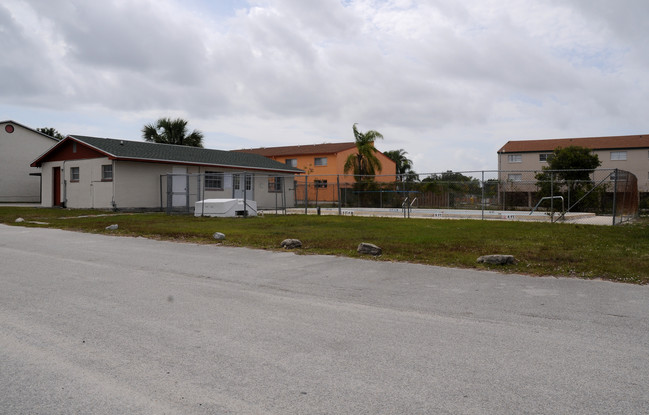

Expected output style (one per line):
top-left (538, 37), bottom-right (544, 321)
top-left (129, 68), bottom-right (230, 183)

top-left (243, 172), bottom-right (248, 216)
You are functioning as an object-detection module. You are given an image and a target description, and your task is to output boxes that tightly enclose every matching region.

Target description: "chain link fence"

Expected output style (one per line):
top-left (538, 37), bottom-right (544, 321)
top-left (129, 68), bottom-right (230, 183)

top-left (161, 169), bottom-right (639, 225)
top-left (160, 172), bottom-right (295, 215)
top-left (292, 169), bottom-right (638, 225)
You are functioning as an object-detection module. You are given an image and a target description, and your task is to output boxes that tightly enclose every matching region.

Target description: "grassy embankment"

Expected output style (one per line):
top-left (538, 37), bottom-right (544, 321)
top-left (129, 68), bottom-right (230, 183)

top-left (1, 207), bottom-right (648, 284)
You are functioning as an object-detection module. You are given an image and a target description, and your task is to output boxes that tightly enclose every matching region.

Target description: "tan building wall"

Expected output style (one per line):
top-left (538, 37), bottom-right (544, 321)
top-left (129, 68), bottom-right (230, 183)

top-left (498, 148), bottom-right (649, 192)
top-left (0, 121), bottom-right (58, 202)
top-left (40, 158), bottom-right (114, 208)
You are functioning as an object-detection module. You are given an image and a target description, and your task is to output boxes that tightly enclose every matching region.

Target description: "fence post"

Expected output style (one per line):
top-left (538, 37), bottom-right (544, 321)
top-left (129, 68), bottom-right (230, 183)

top-left (166, 174), bottom-right (173, 215)
top-left (337, 175), bottom-right (341, 215)
top-left (280, 176), bottom-right (285, 214)
top-left (243, 172), bottom-right (247, 217)
top-left (275, 175), bottom-right (278, 215)
top-left (612, 168), bottom-right (618, 225)
top-left (550, 172), bottom-right (554, 222)
top-left (304, 175), bottom-right (308, 214)
top-left (200, 174), bottom-right (205, 217)
top-left (481, 170), bottom-right (485, 220)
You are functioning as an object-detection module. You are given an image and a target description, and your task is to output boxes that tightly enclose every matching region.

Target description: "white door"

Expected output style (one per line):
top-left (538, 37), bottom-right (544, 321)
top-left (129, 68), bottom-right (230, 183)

top-left (172, 166), bottom-right (187, 207)
top-left (233, 173), bottom-right (253, 200)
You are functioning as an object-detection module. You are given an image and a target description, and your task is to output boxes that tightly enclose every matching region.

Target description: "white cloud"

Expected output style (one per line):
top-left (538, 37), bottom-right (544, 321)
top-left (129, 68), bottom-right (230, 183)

top-left (1, 0), bottom-right (648, 173)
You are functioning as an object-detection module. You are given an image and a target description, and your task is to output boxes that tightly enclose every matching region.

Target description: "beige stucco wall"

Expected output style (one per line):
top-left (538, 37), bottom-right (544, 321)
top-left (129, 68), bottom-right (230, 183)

top-left (0, 122), bottom-right (58, 202)
top-left (41, 158), bottom-right (296, 210)
top-left (592, 149), bottom-right (649, 192)
top-left (498, 148), bottom-right (649, 192)
top-left (40, 158), bottom-right (115, 208)
top-left (113, 161), bottom-right (169, 209)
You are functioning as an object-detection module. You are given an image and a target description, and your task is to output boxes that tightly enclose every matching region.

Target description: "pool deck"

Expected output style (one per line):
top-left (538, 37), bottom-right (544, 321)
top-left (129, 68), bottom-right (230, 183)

top-left (265, 207), bottom-right (614, 225)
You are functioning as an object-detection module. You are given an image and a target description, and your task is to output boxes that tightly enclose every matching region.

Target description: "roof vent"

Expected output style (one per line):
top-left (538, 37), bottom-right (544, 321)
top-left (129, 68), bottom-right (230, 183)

top-left (120, 140), bottom-right (124, 145)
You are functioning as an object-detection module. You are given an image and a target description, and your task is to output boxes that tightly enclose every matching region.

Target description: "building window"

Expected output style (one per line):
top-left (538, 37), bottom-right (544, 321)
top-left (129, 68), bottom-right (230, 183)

top-left (507, 174), bottom-right (522, 182)
top-left (70, 167), bottom-right (80, 182)
top-left (101, 164), bottom-right (113, 181)
top-left (508, 154), bottom-right (522, 163)
top-left (539, 153), bottom-right (553, 162)
top-left (285, 158), bottom-right (297, 167)
top-left (205, 171), bottom-right (224, 190)
top-left (5, 124), bottom-right (14, 133)
top-left (245, 175), bottom-right (252, 191)
top-left (314, 179), bottom-right (328, 188)
top-left (610, 151), bottom-right (627, 161)
top-left (314, 157), bottom-right (327, 166)
top-left (268, 176), bottom-right (282, 192)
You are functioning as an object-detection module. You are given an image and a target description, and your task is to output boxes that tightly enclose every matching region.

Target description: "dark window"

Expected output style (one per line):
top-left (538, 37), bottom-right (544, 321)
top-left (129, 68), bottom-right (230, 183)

top-left (268, 176), bottom-right (283, 192)
top-left (205, 171), bottom-right (224, 190)
top-left (101, 164), bottom-right (113, 181)
top-left (314, 157), bottom-right (327, 166)
top-left (70, 167), bottom-right (80, 182)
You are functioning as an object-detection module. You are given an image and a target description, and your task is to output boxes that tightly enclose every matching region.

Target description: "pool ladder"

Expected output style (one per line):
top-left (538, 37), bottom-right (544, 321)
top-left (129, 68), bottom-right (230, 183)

top-left (402, 197), bottom-right (418, 218)
top-left (530, 196), bottom-right (564, 222)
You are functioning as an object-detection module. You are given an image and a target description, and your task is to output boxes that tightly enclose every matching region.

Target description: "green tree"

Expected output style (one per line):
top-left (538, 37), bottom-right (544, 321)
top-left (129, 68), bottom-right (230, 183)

top-left (37, 127), bottom-right (64, 139)
top-left (535, 146), bottom-right (602, 210)
top-left (384, 149), bottom-right (418, 181)
top-left (344, 123), bottom-right (383, 181)
top-left (423, 171), bottom-right (481, 193)
top-left (142, 117), bottom-right (204, 147)
top-left (420, 171), bottom-right (481, 208)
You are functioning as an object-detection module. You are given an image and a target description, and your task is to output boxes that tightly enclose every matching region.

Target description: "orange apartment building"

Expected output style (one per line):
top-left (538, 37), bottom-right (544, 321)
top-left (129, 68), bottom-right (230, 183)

top-left (236, 142), bottom-right (397, 202)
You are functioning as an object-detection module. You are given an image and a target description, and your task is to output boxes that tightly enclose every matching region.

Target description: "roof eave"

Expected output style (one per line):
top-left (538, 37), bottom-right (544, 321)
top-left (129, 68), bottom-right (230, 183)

top-left (111, 156), bottom-right (303, 173)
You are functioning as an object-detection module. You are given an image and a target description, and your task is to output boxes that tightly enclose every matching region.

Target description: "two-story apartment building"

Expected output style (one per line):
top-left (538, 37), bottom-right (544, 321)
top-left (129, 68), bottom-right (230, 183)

top-left (236, 142), bottom-right (397, 202)
top-left (498, 134), bottom-right (649, 192)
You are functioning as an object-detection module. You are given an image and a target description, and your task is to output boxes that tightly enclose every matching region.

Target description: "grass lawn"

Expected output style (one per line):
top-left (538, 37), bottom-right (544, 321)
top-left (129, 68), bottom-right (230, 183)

top-left (2, 207), bottom-right (648, 284)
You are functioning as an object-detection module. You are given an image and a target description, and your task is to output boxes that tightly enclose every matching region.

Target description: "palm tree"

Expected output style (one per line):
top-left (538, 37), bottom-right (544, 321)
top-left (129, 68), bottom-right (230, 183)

top-left (142, 117), bottom-right (204, 147)
top-left (383, 149), bottom-right (414, 179)
top-left (343, 123), bottom-right (383, 180)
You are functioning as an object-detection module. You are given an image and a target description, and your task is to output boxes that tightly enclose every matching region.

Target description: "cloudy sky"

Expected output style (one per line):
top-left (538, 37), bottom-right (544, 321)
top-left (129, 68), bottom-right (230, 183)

top-left (2, 0), bottom-right (647, 173)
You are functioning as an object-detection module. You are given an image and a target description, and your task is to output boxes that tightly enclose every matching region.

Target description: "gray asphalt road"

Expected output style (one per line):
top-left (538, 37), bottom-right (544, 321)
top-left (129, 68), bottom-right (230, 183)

top-left (1, 224), bottom-right (647, 414)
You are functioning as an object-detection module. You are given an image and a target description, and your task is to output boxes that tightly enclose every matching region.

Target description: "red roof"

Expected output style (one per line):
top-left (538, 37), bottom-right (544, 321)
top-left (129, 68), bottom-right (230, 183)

top-left (234, 142), bottom-right (357, 157)
top-left (498, 134), bottom-right (649, 153)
